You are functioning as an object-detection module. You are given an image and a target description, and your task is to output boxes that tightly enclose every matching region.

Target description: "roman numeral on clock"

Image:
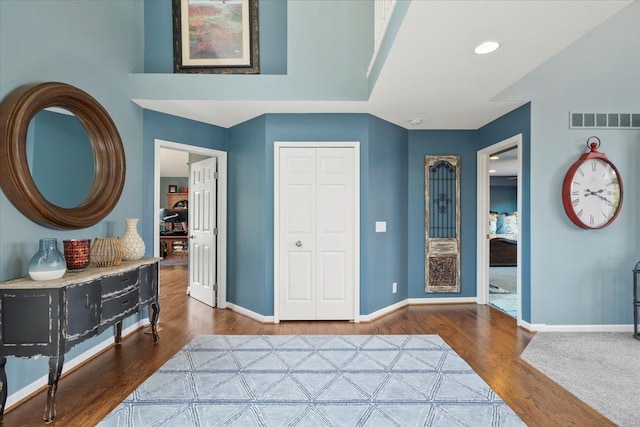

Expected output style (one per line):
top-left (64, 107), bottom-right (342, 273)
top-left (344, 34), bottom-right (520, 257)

top-left (572, 198), bottom-right (580, 207)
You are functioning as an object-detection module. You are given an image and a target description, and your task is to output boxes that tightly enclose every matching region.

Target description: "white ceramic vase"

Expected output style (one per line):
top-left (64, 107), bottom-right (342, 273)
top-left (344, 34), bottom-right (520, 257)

top-left (120, 218), bottom-right (145, 261)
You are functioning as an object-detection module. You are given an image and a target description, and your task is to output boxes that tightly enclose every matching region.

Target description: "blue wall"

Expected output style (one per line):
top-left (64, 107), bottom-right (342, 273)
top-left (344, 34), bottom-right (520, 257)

top-left (29, 110), bottom-right (94, 209)
top-left (477, 103), bottom-right (531, 321)
top-left (0, 0), bottom-right (145, 401)
top-left (227, 116), bottom-right (268, 314)
top-left (261, 114), bottom-right (372, 316)
top-left (144, 0), bottom-right (287, 74)
top-left (490, 186), bottom-right (517, 215)
top-left (142, 110), bottom-right (228, 249)
top-left (496, 2), bottom-right (639, 325)
top-left (132, 0), bottom-right (372, 103)
top-left (407, 131), bottom-right (478, 299)
top-left (365, 116), bottom-right (409, 311)
top-left (227, 113), bottom-right (410, 316)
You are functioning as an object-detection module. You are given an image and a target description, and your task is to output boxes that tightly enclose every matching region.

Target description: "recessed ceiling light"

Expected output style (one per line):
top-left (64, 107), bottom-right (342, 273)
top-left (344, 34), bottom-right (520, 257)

top-left (408, 118), bottom-right (422, 125)
top-left (489, 155), bottom-right (500, 160)
top-left (489, 169), bottom-right (496, 173)
top-left (474, 41), bottom-right (500, 55)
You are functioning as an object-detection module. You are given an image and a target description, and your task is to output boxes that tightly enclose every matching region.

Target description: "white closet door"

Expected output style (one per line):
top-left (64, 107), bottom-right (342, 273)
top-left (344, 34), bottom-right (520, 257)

top-left (278, 147), bottom-right (355, 320)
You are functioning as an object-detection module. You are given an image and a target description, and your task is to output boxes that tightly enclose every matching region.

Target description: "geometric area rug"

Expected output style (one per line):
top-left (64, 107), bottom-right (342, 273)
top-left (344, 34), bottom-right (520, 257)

top-left (99, 335), bottom-right (525, 426)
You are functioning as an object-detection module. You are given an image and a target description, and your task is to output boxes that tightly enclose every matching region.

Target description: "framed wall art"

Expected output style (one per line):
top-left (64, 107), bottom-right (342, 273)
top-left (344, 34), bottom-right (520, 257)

top-left (172, 0), bottom-right (259, 74)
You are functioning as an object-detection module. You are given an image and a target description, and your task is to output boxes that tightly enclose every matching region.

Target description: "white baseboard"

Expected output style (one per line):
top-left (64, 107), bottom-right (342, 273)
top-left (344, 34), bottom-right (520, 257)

top-left (225, 302), bottom-right (274, 323)
top-left (535, 324), bottom-right (635, 333)
top-left (5, 320), bottom-right (147, 411)
top-left (407, 297), bottom-right (477, 305)
top-left (229, 297), bottom-right (477, 324)
top-left (359, 300), bottom-right (409, 322)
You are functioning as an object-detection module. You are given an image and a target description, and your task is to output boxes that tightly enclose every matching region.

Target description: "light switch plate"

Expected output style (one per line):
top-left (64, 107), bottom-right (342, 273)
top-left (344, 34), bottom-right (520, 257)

top-left (375, 221), bottom-right (386, 232)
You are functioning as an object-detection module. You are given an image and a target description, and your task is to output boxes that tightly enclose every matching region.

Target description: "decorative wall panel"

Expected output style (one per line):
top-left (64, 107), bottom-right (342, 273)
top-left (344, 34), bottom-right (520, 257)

top-left (425, 156), bottom-right (460, 293)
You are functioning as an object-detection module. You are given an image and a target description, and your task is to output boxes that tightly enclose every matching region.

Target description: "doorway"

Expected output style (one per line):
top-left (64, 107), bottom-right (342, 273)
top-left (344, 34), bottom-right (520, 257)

top-left (476, 135), bottom-right (522, 323)
top-left (153, 139), bottom-right (227, 309)
top-left (273, 141), bottom-right (360, 322)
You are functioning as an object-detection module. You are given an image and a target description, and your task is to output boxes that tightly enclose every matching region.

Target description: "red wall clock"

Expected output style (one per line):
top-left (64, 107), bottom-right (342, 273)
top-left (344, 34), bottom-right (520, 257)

top-left (562, 137), bottom-right (623, 229)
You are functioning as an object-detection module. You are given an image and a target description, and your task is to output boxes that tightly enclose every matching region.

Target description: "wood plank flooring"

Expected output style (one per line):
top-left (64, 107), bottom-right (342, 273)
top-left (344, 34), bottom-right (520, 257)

top-left (2, 265), bottom-right (612, 426)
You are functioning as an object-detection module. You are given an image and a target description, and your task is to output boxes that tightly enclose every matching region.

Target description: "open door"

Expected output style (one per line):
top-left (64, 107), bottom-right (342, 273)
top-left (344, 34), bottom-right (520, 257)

top-left (189, 157), bottom-right (218, 307)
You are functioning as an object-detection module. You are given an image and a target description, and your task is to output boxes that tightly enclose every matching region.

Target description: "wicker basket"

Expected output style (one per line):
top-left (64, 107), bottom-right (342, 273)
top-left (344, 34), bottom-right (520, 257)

top-left (90, 237), bottom-right (124, 267)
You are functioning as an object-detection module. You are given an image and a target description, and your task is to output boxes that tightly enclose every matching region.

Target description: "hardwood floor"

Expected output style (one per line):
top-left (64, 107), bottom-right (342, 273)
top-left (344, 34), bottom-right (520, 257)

top-left (3, 265), bottom-right (611, 426)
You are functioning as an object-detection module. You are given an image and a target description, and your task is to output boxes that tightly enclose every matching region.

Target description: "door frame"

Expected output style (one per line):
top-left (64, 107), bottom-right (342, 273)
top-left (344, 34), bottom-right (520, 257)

top-left (273, 141), bottom-right (360, 323)
top-left (476, 134), bottom-right (522, 324)
top-left (154, 139), bottom-right (227, 309)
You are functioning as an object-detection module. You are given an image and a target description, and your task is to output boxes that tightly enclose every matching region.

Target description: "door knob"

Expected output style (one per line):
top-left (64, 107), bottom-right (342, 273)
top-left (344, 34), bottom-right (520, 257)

top-left (295, 240), bottom-right (303, 247)
top-left (189, 235), bottom-right (195, 240)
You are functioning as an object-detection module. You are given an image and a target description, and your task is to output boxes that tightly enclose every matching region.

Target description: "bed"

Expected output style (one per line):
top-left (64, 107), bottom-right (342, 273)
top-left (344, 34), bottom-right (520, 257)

top-left (489, 212), bottom-right (518, 267)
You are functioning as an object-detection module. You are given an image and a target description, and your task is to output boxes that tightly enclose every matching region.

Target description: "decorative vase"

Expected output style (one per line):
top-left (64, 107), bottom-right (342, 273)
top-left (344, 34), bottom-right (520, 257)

top-left (63, 239), bottom-right (91, 270)
top-left (120, 218), bottom-right (145, 261)
top-left (90, 237), bottom-right (124, 267)
top-left (28, 238), bottom-right (67, 281)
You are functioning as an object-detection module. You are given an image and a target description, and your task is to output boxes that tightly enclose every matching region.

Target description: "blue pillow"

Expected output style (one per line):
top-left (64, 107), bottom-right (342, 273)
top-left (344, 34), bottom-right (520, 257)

top-left (496, 214), bottom-right (506, 234)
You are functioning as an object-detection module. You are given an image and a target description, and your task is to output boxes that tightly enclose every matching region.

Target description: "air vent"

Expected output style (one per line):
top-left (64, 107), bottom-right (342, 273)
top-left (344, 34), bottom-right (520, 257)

top-left (570, 112), bottom-right (640, 129)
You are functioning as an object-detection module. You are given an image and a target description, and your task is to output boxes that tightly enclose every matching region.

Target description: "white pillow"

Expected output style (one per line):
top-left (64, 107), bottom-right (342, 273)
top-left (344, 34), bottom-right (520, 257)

top-left (489, 217), bottom-right (497, 234)
top-left (503, 214), bottom-right (518, 234)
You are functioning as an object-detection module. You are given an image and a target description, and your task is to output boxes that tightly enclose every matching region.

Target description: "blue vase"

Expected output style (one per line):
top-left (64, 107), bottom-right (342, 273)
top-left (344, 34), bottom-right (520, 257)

top-left (28, 238), bottom-right (67, 281)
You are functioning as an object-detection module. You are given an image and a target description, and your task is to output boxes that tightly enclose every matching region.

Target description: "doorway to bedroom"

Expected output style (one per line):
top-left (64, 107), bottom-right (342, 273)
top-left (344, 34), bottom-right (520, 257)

top-left (476, 135), bottom-right (522, 321)
top-left (487, 146), bottom-right (518, 317)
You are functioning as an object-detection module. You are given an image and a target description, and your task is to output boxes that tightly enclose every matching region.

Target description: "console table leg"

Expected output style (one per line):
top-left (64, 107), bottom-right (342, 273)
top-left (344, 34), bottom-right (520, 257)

top-left (150, 302), bottom-right (161, 343)
top-left (44, 355), bottom-right (64, 423)
top-left (115, 321), bottom-right (123, 344)
top-left (0, 356), bottom-right (7, 422)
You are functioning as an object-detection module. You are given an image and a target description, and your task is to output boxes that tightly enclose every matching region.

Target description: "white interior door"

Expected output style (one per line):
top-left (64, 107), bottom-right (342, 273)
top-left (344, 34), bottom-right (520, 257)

top-left (279, 146), bottom-right (355, 320)
top-left (189, 157), bottom-right (217, 306)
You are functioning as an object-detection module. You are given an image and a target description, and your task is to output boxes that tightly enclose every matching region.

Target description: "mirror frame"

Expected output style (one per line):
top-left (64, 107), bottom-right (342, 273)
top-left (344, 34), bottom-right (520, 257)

top-left (0, 82), bottom-right (126, 229)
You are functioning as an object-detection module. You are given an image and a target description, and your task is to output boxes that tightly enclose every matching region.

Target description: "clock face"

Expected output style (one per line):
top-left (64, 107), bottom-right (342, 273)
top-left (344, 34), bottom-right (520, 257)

top-left (565, 158), bottom-right (622, 228)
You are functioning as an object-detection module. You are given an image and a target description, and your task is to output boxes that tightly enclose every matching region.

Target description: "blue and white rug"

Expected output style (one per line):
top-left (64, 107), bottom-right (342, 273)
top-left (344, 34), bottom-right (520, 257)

top-left (99, 335), bottom-right (524, 426)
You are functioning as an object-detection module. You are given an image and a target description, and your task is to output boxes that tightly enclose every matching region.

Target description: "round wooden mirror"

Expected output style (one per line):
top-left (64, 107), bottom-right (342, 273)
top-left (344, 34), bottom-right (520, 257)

top-left (0, 82), bottom-right (126, 229)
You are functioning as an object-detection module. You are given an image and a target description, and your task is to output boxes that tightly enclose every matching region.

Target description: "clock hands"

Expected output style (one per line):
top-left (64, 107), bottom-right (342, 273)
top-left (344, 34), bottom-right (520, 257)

top-left (584, 188), bottom-right (613, 205)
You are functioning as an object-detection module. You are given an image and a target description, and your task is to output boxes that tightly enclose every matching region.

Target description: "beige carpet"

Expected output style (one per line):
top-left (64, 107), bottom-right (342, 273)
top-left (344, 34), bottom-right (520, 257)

top-left (520, 332), bottom-right (639, 427)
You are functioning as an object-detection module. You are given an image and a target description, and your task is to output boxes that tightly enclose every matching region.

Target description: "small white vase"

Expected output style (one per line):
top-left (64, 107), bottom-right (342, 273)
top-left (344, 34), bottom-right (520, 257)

top-left (120, 218), bottom-right (145, 261)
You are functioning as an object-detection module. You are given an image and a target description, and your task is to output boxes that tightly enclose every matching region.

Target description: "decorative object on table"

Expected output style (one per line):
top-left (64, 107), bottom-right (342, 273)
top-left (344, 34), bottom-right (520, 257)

top-left (181, 186), bottom-right (188, 193)
top-left (634, 261), bottom-right (640, 340)
top-left (424, 155), bottom-right (461, 293)
top-left (172, 0), bottom-right (259, 74)
top-left (168, 184), bottom-right (177, 193)
top-left (562, 136), bottom-right (623, 229)
top-left (120, 218), bottom-right (145, 261)
top-left (90, 237), bottom-right (124, 267)
top-left (28, 238), bottom-right (67, 280)
top-left (62, 239), bottom-right (91, 271)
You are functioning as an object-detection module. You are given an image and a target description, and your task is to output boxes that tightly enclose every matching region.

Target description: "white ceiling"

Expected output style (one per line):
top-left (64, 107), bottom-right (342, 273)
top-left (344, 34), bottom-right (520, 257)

top-left (139, 1), bottom-right (632, 130)
top-left (489, 146), bottom-right (518, 176)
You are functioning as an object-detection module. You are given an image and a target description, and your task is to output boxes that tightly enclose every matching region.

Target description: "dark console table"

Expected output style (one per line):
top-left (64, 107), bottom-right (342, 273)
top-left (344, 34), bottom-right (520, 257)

top-left (0, 258), bottom-right (161, 423)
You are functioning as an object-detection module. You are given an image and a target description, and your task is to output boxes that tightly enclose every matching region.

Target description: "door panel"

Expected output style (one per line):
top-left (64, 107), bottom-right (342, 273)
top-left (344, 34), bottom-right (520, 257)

top-left (319, 252), bottom-right (346, 300)
top-left (190, 157), bottom-right (217, 307)
top-left (280, 148), bottom-right (316, 319)
top-left (288, 252), bottom-right (313, 300)
top-left (316, 148), bottom-right (354, 319)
